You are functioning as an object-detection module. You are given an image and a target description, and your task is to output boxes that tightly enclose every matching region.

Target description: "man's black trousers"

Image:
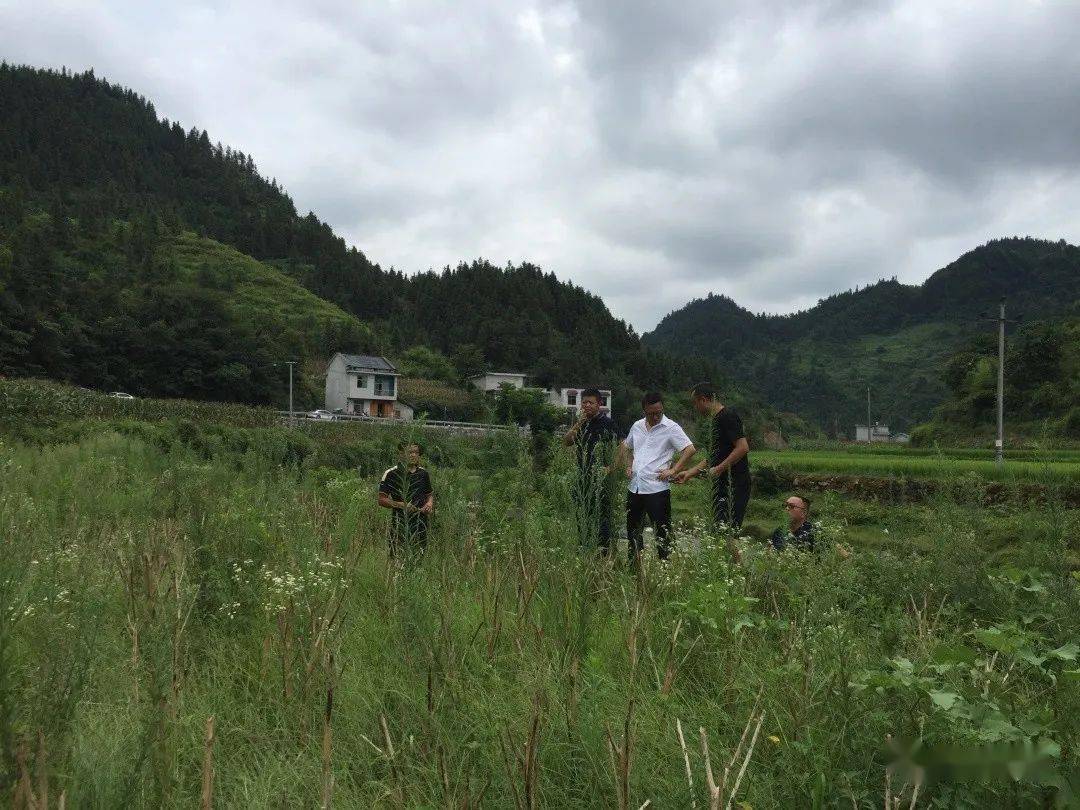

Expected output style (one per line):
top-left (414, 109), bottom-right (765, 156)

top-left (712, 478), bottom-right (751, 529)
top-left (627, 489), bottom-right (673, 560)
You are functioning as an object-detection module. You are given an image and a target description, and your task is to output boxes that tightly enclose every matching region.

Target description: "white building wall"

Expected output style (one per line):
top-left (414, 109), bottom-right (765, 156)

top-left (469, 373), bottom-right (527, 392)
top-left (325, 354), bottom-right (349, 412)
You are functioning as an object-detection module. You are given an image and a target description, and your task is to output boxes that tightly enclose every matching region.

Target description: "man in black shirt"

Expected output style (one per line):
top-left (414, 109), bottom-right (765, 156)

top-left (770, 495), bottom-right (816, 551)
top-left (562, 387), bottom-right (619, 555)
top-left (378, 441), bottom-right (434, 559)
top-left (676, 382), bottom-right (751, 529)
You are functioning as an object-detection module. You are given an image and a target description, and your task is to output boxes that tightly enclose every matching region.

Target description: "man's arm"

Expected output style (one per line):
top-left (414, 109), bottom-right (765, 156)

top-left (615, 439), bottom-right (633, 478)
top-left (419, 471), bottom-right (435, 514)
top-left (708, 437), bottom-right (749, 479)
top-left (562, 414), bottom-right (587, 447)
top-left (658, 443), bottom-right (696, 481)
top-left (378, 492), bottom-right (409, 510)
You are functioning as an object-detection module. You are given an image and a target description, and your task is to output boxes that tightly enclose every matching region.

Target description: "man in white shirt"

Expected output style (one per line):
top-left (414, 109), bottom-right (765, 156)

top-left (617, 392), bottom-right (697, 563)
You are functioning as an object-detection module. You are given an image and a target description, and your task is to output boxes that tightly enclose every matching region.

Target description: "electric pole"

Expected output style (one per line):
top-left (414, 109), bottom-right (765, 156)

top-left (996, 298), bottom-right (1005, 467)
top-left (866, 387), bottom-right (872, 444)
top-left (286, 361), bottom-right (296, 428)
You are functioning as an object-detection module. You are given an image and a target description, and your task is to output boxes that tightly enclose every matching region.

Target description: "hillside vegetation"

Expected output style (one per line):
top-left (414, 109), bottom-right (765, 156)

top-left (0, 63), bottom-right (722, 423)
top-left (645, 238), bottom-right (1080, 433)
top-left (913, 312), bottom-right (1080, 445)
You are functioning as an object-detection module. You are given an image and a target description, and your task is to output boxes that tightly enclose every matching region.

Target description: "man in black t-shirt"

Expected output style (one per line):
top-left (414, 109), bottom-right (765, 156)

top-left (562, 387), bottom-right (619, 555)
top-left (676, 382), bottom-right (751, 529)
top-left (378, 441), bottom-right (434, 558)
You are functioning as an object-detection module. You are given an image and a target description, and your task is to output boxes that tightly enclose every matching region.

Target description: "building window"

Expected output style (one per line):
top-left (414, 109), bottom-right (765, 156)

top-left (600, 394), bottom-right (608, 407)
top-left (374, 375), bottom-right (395, 396)
top-left (567, 391), bottom-right (577, 406)
top-left (355, 375), bottom-right (367, 389)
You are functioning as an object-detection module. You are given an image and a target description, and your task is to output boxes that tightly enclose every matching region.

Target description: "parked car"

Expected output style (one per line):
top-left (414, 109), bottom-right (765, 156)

top-left (307, 409), bottom-right (335, 420)
top-left (109, 392), bottom-right (135, 399)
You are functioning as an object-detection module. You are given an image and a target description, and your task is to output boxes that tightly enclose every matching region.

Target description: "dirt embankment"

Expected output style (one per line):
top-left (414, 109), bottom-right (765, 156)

top-left (755, 469), bottom-right (1080, 509)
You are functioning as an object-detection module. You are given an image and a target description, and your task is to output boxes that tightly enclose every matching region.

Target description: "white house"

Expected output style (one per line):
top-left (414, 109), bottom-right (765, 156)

top-left (325, 353), bottom-right (412, 419)
top-left (468, 372), bottom-right (528, 393)
top-left (855, 423), bottom-right (892, 442)
top-left (546, 387), bottom-right (612, 414)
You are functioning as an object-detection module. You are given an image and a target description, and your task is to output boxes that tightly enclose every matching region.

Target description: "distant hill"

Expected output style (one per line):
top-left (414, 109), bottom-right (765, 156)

top-left (644, 238), bottom-right (1080, 432)
top-left (0, 217), bottom-right (372, 405)
top-left (914, 310), bottom-right (1080, 445)
top-left (0, 62), bottom-right (724, 422)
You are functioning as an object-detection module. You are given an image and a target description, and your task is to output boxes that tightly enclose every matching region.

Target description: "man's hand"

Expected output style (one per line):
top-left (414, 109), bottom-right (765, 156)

top-left (656, 467), bottom-right (673, 481)
top-left (674, 470), bottom-right (692, 484)
top-left (625, 465), bottom-right (633, 479)
top-left (707, 464), bottom-right (723, 480)
top-left (419, 501), bottom-right (434, 515)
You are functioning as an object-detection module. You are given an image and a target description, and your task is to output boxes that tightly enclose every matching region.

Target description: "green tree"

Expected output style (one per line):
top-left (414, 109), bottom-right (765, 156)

top-left (397, 346), bottom-right (457, 382)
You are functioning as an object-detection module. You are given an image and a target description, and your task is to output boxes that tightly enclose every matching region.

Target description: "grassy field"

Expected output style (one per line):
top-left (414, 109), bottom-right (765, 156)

top-left (755, 448), bottom-right (1080, 484)
top-left (2, 395), bottom-right (1079, 807)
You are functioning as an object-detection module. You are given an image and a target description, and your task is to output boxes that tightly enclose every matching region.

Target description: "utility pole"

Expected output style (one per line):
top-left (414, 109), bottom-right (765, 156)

top-left (996, 298), bottom-right (1005, 467)
top-left (286, 361), bottom-right (296, 428)
top-left (866, 387), bottom-right (872, 444)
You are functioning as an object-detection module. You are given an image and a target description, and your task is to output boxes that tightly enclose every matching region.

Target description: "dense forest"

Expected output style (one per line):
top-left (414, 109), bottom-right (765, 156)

top-left (0, 63), bottom-right (722, 421)
top-left (645, 238), bottom-right (1080, 432)
top-left (914, 310), bottom-right (1080, 443)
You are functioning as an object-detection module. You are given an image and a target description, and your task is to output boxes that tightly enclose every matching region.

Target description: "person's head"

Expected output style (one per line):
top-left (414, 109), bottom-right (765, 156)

top-left (581, 388), bottom-right (603, 418)
top-left (641, 391), bottom-right (664, 426)
top-left (783, 494), bottom-right (810, 527)
top-left (398, 440), bottom-right (423, 467)
top-left (690, 382), bottom-right (719, 415)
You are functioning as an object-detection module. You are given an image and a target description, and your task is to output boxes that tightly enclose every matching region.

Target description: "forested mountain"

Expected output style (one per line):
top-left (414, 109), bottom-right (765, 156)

top-left (644, 238), bottom-right (1080, 432)
top-left (916, 309), bottom-right (1080, 443)
top-left (0, 63), bottom-right (721, 419)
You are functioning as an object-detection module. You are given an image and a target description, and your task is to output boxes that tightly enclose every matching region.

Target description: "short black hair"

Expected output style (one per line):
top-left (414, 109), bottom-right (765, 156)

top-left (641, 391), bottom-right (663, 408)
top-left (690, 382), bottom-right (717, 400)
top-left (398, 440), bottom-right (423, 454)
top-left (581, 388), bottom-right (602, 403)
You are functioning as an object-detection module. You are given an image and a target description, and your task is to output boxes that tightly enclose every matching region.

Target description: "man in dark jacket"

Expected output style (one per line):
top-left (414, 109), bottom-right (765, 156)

top-left (770, 495), bottom-right (817, 551)
top-left (378, 441), bottom-right (434, 559)
top-left (562, 388), bottom-right (619, 555)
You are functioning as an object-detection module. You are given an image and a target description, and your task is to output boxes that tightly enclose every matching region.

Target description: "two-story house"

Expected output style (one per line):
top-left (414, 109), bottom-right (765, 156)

top-left (546, 387), bottom-right (612, 414)
top-left (325, 353), bottom-right (413, 419)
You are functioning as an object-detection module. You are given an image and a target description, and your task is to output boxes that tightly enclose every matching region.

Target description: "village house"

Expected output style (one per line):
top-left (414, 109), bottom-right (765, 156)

top-left (546, 386), bottom-right (612, 414)
top-left (467, 372), bottom-right (528, 392)
top-left (855, 422), bottom-right (894, 442)
top-left (325, 353), bottom-right (414, 419)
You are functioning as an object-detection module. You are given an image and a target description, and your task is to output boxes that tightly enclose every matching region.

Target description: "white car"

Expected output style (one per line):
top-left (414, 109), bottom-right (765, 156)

top-left (109, 392), bottom-right (135, 399)
top-left (307, 409), bottom-right (335, 420)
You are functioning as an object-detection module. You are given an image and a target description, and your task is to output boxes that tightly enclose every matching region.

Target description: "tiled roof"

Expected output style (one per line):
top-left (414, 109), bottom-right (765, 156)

top-left (340, 354), bottom-right (397, 373)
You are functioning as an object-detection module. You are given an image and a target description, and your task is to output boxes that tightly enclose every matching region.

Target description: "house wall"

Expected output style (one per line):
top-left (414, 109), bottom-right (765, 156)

top-left (325, 354), bottom-right (349, 412)
top-left (547, 388), bottom-right (611, 411)
top-left (470, 373), bottom-right (527, 392)
top-left (350, 371), bottom-right (398, 400)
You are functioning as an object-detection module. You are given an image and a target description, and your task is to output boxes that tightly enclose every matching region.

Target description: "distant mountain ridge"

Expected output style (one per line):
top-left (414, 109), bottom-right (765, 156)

top-left (0, 62), bottom-right (724, 422)
top-left (644, 238), bottom-right (1080, 431)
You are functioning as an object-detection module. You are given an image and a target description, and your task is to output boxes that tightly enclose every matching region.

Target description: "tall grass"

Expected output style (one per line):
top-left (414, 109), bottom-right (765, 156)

top-left (1, 431), bottom-right (1077, 806)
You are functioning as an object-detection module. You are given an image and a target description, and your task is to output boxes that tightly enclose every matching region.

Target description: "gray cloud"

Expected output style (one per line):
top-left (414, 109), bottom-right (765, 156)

top-left (3, 0), bottom-right (1080, 331)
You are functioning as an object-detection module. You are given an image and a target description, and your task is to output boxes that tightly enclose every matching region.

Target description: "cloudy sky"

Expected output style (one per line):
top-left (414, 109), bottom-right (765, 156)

top-left (3, 1), bottom-right (1080, 331)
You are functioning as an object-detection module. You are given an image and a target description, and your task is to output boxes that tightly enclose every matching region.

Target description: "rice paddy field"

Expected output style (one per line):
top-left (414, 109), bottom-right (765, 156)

top-left (2, 381), bottom-right (1078, 807)
top-left (754, 448), bottom-right (1080, 484)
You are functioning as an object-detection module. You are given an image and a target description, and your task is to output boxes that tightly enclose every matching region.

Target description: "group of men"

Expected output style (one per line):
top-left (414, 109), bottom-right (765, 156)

top-left (562, 382), bottom-right (759, 562)
top-left (374, 381), bottom-right (818, 561)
